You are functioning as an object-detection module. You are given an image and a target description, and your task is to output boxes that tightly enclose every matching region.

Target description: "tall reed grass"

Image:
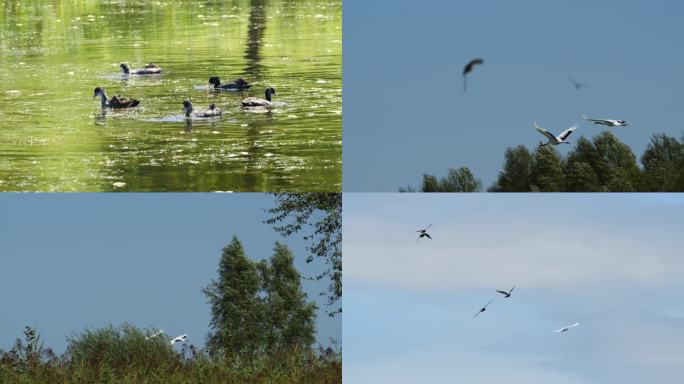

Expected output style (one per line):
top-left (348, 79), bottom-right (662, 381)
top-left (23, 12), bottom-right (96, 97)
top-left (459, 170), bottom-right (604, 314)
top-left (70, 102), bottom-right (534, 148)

top-left (0, 325), bottom-right (340, 384)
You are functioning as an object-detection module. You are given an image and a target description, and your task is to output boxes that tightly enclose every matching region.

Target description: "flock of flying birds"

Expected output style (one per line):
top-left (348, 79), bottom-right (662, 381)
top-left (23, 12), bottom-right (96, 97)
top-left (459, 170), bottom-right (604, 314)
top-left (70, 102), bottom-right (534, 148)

top-left (414, 223), bottom-right (580, 334)
top-left (462, 58), bottom-right (630, 148)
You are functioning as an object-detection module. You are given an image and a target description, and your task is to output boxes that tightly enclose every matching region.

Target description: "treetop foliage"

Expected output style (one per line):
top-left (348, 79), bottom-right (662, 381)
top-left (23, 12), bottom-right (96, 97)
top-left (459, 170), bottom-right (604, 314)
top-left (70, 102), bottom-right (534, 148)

top-left (265, 193), bottom-right (342, 316)
top-left (401, 132), bottom-right (684, 192)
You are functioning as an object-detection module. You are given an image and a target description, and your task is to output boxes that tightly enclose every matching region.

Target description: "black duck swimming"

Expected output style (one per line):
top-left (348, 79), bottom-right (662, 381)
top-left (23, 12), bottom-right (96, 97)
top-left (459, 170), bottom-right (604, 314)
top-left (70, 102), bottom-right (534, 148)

top-left (93, 87), bottom-right (140, 108)
top-left (208, 76), bottom-right (251, 90)
top-left (121, 63), bottom-right (162, 75)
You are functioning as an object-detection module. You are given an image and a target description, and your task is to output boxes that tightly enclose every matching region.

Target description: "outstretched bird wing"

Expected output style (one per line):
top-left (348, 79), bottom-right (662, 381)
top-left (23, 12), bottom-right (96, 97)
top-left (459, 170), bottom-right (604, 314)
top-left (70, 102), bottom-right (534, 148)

top-left (582, 114), bottom-right (602, 123)
top-left (463, 59), bottom-right (483, 92)
top-left (509, 286), bottom-right (516, 294)
top-left (463, 58), bottom-right (484, 76)
top-left (424, 233), bottom-right (432, 239)
top-left (555, 323), bottom-right (579, 333)
top-left (557, 125), bottom-right (577, 141)
top-left (535, 123), bottom-right (557, 142)
top-left (496, 290), bottom-right (509, 296)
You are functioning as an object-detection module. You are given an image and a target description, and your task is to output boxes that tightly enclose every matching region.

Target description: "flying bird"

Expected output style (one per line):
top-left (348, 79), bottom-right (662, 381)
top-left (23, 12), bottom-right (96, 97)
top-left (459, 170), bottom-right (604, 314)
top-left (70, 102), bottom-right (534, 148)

top-left (555, 323), bottom-right (579, 333)
top-left (496, 286), bottom-right (515, 298)
top-left (145, 329), bottom-right (164, 340)
top-left (582, 114), bottom-right (629, 127)
top-left (568, 77), bottom-right (589, 90)
top-left (415, 223), bottom-right (433, 241)
top-left (170, 334), bottom-right (188, 345)
top-left (535, 122), bottom-right (577, 146)
top-left (463, 58), bottom-right (484, 92)
top-left (473, 299), bottom-right (493, 318)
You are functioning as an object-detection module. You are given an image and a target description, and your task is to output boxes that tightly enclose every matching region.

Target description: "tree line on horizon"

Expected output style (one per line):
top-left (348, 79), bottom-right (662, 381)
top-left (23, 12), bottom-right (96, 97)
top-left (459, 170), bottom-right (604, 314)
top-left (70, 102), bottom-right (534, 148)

top-left (399, 132), bottom-right (684, 192)
top-left (0, 236), bottom-right (339, 384)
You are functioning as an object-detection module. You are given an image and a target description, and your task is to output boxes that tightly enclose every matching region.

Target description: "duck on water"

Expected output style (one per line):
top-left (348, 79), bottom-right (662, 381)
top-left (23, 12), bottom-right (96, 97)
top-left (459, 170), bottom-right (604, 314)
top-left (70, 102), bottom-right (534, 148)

top-left (241, 87), bottom-right (277, 107)
top-left (121, 63), bottom-right (162, 75)
top-left (183, 100), bottom-right (223, 118)
top-left (93, 87), bottom-right (140, 108)
top-left (208, 76), bottom-right (251, 90)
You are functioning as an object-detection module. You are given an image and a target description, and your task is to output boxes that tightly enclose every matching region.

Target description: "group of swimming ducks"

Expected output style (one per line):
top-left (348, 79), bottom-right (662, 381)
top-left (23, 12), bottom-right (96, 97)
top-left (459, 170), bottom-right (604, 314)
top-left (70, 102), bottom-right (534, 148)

top-left (93, 63), bottom-right (278, 118)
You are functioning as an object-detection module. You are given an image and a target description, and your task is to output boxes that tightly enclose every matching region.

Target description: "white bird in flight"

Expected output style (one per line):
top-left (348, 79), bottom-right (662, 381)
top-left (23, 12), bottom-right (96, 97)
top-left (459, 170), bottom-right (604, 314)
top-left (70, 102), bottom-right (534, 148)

top-left (582, 114), bottom-right (629, 127)
top-left (145, 329), bottom-right (164, 340)
top-left (555, 323), bottom-right (579, 333)
top-left (170, 334), bottom-right (188, 345)
top-left (535, 122), bottom-right (577, 146)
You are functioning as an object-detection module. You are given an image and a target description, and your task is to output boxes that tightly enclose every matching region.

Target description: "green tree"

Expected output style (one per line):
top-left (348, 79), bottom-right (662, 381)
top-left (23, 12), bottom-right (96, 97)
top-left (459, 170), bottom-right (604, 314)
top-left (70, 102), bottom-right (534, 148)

top-left (489, 145), bottom-right (534, 192)
top-left (640, 134), bottom-right (682, 191)
top-left (438, 167), bottom-right (482, 192)
top-left (265, 193), bottom-right (341, 317)
top-left (593, 132), bottom-right (640, 191)
top-left (531, 146), bottom-right (564, 191)
top-left (564, 161), bottom-right (600, 191)
top-left (397, 184), bottom-right (417, 192)
top-left (399, 167), bottom-right (482, 192)
top-left (565, 132), bottom-right (639, 191)
top-left (257, 243), bottom-right (317, 353)
top-left (420, 174), bottom-right (440, 192)
top-left (203, 237), bottom-right (264, 358)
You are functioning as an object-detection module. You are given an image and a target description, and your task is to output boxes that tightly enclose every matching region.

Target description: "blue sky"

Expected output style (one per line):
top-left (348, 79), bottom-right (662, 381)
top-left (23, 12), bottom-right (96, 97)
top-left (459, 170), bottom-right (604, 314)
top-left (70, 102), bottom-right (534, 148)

top-left (344, 0), bottom-right (684, 190)
top-left (0, 193), bottom-right (340, 353)
top-left (343, 193), bottom-right (684, 383)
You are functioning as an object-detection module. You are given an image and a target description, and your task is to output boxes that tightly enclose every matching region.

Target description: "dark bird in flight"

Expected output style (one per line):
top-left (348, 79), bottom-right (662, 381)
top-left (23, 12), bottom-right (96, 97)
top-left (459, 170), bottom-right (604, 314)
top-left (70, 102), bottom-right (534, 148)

top-left (463, 58), bottom-right (484, 92)
top-left (415, 223), bottom-right (433, 241)
top-left (496, 286), bottom-right (515, 298)
top-left (568, 77), bottom-right (589, 90)
top-left (473, 299), bottom-right (493, 318)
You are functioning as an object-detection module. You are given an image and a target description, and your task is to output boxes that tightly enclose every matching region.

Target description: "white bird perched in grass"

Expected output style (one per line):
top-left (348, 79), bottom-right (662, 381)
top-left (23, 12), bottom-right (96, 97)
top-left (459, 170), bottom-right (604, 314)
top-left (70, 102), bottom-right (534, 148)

top-left (555, 323), bottom-right (579, 333)
top-left (145, 329), bottom-right (164, 340)
top-left (582, 114), bottom-right (629, 127)
top-left (535, 122), bottom-right (577, 147)
top-left (170, 334), bottom-right (188, 345)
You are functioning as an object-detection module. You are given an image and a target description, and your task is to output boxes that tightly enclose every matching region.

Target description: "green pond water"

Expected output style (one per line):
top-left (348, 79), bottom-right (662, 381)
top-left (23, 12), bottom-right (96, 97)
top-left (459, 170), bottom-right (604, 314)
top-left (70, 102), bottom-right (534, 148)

top-left (0, 0), bottom-right (341, 191)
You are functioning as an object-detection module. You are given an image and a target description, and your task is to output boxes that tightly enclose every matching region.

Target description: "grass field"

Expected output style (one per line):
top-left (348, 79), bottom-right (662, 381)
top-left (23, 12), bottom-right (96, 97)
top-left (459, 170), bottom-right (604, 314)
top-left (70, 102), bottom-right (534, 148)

top-left (0, 326), bottom-right (341, 384)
